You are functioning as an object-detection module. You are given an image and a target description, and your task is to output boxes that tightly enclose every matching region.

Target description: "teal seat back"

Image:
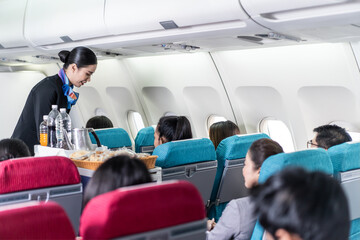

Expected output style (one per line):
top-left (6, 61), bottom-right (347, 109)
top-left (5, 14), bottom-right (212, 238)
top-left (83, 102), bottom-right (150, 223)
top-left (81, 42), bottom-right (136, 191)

top-left (153, 138), bottom-right (216, 168)
top-left (134, 126), bottom-right (155, 153)
top-left (89, 128), bottom-right (132, 149)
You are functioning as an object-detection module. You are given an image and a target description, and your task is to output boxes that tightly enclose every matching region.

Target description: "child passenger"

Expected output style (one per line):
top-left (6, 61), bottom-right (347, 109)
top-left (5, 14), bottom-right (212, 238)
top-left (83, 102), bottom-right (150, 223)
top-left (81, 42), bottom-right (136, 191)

top-left (83, 155), bottom-right (152, 208)
top-left (154, 116), bottom-right (192, 147)
top-left (209, 120), bottom-right (240, 149)
top-left (207, 138), bottom-right (284, 240)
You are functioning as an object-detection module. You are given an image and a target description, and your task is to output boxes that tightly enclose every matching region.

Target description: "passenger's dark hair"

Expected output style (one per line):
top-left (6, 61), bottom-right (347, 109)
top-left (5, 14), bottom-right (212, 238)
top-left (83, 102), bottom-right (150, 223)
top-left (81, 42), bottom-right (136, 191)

top-left (86, 116), bottom-right (113, 129)
top-left (313, 124), bottom-right (352, 149)
top-left (58, 46), bottom-right (97, 69)
top-left (251, 167), bottom-right (350, 240)
top-left (209, 120), bottom-right (240, 149)
top-left (83, 155), bottom-right (152, 207)
top-left (156, 116), bottom-right (192, 143)
top-left (248, 138), bottom-right (283, 170)
top-left (0, 138), bottom-right (31, 161)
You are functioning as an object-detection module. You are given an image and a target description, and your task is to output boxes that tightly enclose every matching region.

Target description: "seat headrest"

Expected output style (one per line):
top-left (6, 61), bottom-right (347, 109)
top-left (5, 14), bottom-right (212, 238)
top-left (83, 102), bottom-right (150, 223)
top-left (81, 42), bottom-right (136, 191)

top-left (328, 142), bottom-right (360, 173)
top-left (90, 128), bottom-right (132, 149)
top-left (80, 181), bottom-right (205, 239)
top-left (135, 126), bottom-right (155, 153)
top-left (0, 201), bottom-right (75, 239)
top-left (216, 133), bottom-right (270, 161)
top-left (259, 148), bottom-right (333, 183)
top-left (0, 156), bottom-right (80, 194)
top-left (153, 138), bottom-right (216, 168)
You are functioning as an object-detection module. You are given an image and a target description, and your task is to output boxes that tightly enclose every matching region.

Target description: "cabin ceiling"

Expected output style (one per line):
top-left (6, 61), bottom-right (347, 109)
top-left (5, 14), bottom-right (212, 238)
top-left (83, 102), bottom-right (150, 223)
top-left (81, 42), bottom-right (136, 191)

top-left (0, 0), bottom-right (360, 65)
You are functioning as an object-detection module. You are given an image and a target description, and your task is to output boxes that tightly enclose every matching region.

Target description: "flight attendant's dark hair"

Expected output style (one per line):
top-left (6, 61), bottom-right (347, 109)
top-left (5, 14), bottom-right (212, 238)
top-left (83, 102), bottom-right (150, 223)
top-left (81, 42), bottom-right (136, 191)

top-left (156, 116), bottom-right (193, 143)
top-left (58, 46), bottom-right (97, 69)
top-left (0, 138), bottom-right (31, 161)
top-left (83, 155), bottom-right (152, 208)
top-left (209, 120), bottom-right (240, 149)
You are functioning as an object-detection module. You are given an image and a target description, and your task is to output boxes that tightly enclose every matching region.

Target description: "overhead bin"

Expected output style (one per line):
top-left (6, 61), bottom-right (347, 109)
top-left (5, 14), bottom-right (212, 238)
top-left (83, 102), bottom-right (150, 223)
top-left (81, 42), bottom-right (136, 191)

top-left (24, 0), bottom-right (108, 47)
top-left (0, 0), bottom-right (29, 49)
top-left (239, 0), bottom-right (360, 34)
top-left (105, 0), bottom-right (252, 35)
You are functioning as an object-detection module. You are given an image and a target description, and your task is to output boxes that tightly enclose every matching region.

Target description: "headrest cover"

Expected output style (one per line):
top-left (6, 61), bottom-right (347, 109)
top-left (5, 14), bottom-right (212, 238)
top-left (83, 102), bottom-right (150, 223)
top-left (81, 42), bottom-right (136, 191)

top-left (90, 128), bottom-right (132, 149)
top-left (135, 126), bottom-right (155, 153)
top-left (328, 142), bottom-right (360, 173)
top-left (153, 138), bottom-right (216, 168)
top-left (0, 156), bottom-right (80, 194)
top-left (80, 181), bottom-right (205, 239)
top-left (216, 133), bottom-right (270, 161)
top-left (0, 201), bottom-right (75, 239)
top-left (259, 148), bottom-right (333, 183)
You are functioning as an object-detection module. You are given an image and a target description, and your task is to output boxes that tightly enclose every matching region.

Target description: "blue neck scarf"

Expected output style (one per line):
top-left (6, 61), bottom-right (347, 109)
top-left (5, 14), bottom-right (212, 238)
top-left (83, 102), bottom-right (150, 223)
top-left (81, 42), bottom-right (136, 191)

top-left (58, 69), bottom-right (79, 110)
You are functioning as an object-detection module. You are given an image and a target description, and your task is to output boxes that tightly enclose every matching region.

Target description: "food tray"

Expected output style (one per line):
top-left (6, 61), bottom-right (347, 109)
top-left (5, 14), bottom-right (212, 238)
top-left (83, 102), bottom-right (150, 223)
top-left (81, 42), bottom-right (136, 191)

top-left (71, 155), bottom-right (158, 171)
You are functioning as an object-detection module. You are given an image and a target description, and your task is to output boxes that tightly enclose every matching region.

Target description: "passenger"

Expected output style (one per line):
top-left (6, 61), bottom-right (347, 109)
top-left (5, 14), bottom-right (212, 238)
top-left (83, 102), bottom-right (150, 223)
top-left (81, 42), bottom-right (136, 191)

top-left (12, 46), bottom-right (97, 155)
top-left (83, 155), bottom-right (152, 208)
top-left (207, 138), bottom-right (284, 240)
top-left (0, 138), bottom-right (31, 161)
top-left (251, 167), bottom-right (350, 240)
top-left (307, 124), bottom-right (351, 149)
top-left (209, 120), bottom-right (240, 149)
top-left (86, 115), bottom-right (114, 129)
top-left (154, 116), bottom-right (192, 147)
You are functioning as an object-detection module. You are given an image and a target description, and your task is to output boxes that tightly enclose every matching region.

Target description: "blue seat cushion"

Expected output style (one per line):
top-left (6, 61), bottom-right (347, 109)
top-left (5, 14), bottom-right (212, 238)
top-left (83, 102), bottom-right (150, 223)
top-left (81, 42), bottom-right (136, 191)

top-left (210, 133), bottom-right (270, 202)
top-left (134, 126), bottom-right (155, 153)
top-left (327, 142), bottom-right (360, 175)
top-left (90, 128), bottom-right (132, 149)
top-left (152, 138), bottom-right (216, 168)
top-left (259, 148), bottom-right (333, 183)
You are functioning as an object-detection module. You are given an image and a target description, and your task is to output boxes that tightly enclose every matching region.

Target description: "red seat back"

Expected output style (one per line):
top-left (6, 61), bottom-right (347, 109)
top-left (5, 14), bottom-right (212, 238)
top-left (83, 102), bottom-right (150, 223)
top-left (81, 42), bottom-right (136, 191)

top-left (0, 201), bottom-right (75, 239)
top-left (80, 180), bottom-right (205, 239)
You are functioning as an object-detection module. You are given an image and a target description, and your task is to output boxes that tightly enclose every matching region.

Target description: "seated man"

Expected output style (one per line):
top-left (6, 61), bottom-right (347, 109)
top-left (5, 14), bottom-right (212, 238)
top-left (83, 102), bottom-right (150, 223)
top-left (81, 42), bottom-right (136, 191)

top-left (307, 124), bottom-right (351, 149)
top-left (251, 167), bottom-right (350, 240)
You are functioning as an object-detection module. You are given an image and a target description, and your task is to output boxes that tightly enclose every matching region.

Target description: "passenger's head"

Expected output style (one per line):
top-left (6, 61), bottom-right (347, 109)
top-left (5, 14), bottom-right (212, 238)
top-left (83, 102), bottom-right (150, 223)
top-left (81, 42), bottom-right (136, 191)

top-left (58, 46), bottom-right (97, 88)
top-left (154, 116), bottom-right (192, 147)
top-left (0, 138), bottom-right (31, 161)
top-left (243, 138), bottom-right (283, 188)
top-left (86, 116), bottom-right (114, 129)
top-left (251, 167), bottom-right (350, 240)
top-left (209, 120), bottom-right (240, 149)
top-left (83, 155), bottom-right (152, 207)
top-left (309, 124), bottom-right (352, 149)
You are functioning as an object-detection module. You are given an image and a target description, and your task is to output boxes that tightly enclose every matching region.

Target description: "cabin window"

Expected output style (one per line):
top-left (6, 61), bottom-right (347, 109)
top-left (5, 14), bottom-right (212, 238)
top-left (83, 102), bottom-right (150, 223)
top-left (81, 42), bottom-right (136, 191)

top-left (328, 121), bottom-right (360, 142)
top-left (207, 115), bottom-right (227, 131)
top-left (259, 117), bottom-right (295, 153)
top-left (128, 111), bottom-right (145, 139)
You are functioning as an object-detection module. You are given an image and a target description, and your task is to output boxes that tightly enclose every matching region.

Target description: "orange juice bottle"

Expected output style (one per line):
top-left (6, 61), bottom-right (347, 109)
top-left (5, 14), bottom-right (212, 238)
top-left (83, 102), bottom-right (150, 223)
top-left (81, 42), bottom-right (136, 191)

top-left (39, 115), bottom-right (48, 146)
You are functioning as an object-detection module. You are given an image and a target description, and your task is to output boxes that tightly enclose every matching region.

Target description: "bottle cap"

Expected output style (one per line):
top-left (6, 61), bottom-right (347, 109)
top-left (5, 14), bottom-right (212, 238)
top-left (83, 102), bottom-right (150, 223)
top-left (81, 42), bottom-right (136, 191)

top-left (51, 105), bottom-right (58, 109)
top-left (60, 108), bottom-right (66, 112)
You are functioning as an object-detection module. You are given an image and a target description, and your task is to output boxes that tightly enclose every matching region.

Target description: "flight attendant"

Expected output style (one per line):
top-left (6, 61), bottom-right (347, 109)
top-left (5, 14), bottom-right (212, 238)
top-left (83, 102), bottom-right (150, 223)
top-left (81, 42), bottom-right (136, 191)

top-left (12, 46), bottom-right (97, 155)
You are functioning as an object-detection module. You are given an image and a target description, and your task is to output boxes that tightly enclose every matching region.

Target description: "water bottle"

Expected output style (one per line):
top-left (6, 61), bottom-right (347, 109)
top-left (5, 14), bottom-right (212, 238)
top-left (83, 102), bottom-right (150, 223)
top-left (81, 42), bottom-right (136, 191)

top-left (47, 105), bottom-right (59, 147)
top-left (39, 115), bottom-right (48, 146)
top-left (55, 113), bottom-right (64, 148)
top-left (59, 108), bottom-right (72, 142)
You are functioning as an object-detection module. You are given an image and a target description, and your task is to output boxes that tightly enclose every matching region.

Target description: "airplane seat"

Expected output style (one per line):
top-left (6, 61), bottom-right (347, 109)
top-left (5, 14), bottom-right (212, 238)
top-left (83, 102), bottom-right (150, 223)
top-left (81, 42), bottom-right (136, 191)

top-left (135, 126), bottom-right (155, 154)
top-left (208, 133), bottom-right (270, 222)
top-left (328, 142), bottom-right (360, 240)
top-left (0, 201), bottom-right (75, 239)
top-left (0, 156), bottom-right (82, 233)
top-left (80, 181), bottom-right (207, 240)
top-left (89, 127), bottom-right (132, 150)
top-left (250, 148), bottom-right (334, 240)
top-left (152, 138), bottom-right (217, 206)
